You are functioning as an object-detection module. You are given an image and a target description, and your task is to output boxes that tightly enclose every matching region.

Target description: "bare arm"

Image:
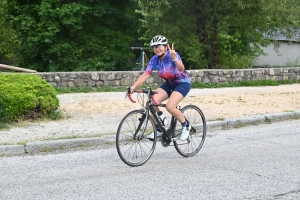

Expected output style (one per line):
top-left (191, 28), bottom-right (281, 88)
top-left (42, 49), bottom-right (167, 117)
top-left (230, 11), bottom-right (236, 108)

top-left (173, 58), bottom-right (185, 71)
top-left (167, 44), bottom-right (185, 72)
top-left (130, 72), bottom-right (151, 92)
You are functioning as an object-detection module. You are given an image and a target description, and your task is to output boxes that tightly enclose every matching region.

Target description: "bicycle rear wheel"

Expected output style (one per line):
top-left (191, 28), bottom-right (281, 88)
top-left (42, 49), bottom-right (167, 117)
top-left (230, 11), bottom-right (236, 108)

top-left (116, 109), bottom-right (156, 167)
top-left (174, 105), bottom-right (206, 157)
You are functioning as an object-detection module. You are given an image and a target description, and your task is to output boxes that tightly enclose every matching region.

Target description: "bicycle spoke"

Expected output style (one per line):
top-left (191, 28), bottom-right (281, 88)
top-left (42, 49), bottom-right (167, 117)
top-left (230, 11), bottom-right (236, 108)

top-left (116, 110), bottom-right (156, 167)
top-left (174, 105), bottom-right (206, 157)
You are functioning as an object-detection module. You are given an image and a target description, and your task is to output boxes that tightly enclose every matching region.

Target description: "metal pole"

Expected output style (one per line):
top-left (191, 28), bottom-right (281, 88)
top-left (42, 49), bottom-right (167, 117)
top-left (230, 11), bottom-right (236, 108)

top-left (130, 47), bottom-right (150, 71)
top-left (141, 51), bottom-right (145, 71)
top-left (0, 64), bottom-right (37, 73)
top-left (130, 47), bottom-right (151, 51)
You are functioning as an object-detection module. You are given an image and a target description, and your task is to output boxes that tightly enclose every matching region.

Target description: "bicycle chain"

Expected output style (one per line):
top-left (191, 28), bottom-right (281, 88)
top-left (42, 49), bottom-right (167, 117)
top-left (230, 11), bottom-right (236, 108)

top-left (160, 129), bottom-right (172, 147)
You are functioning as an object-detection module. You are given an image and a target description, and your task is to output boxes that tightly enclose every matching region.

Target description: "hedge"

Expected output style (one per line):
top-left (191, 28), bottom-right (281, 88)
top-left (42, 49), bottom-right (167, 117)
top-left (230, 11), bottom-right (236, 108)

top-left (0, 73), bottom-right (59, 121)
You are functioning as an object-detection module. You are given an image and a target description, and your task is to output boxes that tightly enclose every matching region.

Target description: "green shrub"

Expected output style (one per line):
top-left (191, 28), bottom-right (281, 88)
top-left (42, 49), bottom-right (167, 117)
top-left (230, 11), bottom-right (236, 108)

top-left (0, 73), bottom-right (59, 121)
top-left (218, 54), bottom-right (254, 69)
top-left (0, 91), bottom-right (10, 122)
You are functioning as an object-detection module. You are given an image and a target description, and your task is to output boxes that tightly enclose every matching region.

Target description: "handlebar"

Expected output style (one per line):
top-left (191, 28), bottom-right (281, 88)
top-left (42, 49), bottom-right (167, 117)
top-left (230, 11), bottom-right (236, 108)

top-left (126, 87), bottom-right (160, 105)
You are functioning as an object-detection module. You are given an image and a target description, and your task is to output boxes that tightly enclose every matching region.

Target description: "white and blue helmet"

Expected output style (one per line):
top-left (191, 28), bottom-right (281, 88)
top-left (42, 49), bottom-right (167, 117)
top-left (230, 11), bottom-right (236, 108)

top-left (150, 35), bottom-right (168, 47)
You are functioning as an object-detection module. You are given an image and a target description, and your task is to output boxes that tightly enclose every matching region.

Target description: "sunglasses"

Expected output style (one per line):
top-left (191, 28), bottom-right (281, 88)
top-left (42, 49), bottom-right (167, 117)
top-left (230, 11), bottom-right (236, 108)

top-left (152, 44), bottom-right (165, 49)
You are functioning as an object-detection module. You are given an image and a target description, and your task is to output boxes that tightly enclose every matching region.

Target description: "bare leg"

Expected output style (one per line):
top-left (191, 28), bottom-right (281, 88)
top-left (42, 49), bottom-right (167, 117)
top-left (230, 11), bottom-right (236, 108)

top-left (152, 88), bottom-right (169, 124)
top-left (165, 91), bottom-right (185, 124)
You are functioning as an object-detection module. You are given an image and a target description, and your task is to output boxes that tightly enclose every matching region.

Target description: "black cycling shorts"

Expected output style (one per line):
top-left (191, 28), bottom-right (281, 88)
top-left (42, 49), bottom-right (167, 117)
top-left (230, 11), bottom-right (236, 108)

top-left (160, 82), bottom-right (191, 97)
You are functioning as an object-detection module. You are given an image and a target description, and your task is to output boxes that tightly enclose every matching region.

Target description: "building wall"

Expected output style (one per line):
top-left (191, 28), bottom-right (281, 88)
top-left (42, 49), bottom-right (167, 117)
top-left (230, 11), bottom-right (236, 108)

top-left (254, 42), bottom-right (300, 67)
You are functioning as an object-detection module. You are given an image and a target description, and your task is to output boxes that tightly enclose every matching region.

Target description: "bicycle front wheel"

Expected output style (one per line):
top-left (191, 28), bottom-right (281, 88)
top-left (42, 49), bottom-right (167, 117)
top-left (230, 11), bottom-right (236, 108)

top-left (116, 109), bottom-right (156, 167)
top-left (174, 105), bottom-right (206, 157)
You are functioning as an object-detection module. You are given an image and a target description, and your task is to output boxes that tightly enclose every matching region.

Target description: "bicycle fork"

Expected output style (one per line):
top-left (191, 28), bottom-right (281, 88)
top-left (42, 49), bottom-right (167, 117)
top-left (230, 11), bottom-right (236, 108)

top-left (133, 108), bottom-right (148, 140)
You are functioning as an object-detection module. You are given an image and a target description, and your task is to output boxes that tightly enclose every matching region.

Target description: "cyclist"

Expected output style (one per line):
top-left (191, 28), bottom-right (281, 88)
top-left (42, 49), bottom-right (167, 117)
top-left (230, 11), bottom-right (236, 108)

top-left (130, 35), bottom-right (191, 140)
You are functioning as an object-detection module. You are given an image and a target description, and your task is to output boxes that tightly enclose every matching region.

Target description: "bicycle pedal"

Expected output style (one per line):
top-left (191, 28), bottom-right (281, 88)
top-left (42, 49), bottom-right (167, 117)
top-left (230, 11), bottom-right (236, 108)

top-left (172, 137), bottom-right (180, 141)
top-left (147, 135), bottom-right (161, 142)
top-left (172, 136), bottom-right (190, 141)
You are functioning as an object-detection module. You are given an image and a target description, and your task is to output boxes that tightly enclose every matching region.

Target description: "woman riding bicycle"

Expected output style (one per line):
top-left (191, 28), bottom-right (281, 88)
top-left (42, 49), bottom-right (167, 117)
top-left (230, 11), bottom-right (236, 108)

top-left (130, 35), bottom-right (191, 141)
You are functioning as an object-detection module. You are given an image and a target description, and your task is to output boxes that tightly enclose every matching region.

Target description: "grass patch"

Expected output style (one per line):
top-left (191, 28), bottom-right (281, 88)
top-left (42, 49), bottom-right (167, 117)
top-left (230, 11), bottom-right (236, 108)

top-left (192, 79), bottom-right (281, 88)
top-left (41, 109), bottom-right (64, 121)
top-left (42, 135), bottom-right (81, 141)
top-left (55, 87), bottom-right (94, 94)
top-left (55, 86), bottom-right (128, 94)
top-left (264, 117), bottom-right (272, 124)
top-left (277, 79), bottom-right (300, 84)
top-left (292, 114), bottom-right (300, 120)
top-left (233, 122), bottom-right (247, 129)
top-left (42, 133), bottom-right (113, 141)
top-left (237, 96), bottom-right (246, 103)
top-left (55, 85), bottom-right (155, 94)
top-left (222, 124), bottom-right (229, 130)
top-left (193, 79), bottom-right (300, 89)
top-left (0, 122), bottom-right (9, 130)
top-left (17, 141), bottom-right (28, 146)
top-left (40, 147), bottom-right (52, 152)
top-left (54, 80), bottom-right (300, 94)
top-left (211, 117), bottom-right (225, 121)
top-left (216, 117), bottom-right (225, 121)
top-left (106, 141), bottom-right (116, 145)
top-left (0, 110), bottom-right (65, 131)
top-left (96, 86), bottom-right (128, 92)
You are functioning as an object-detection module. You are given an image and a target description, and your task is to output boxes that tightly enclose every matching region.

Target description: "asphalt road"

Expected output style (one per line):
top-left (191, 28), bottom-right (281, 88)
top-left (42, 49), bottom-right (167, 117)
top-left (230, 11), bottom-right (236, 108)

top-left (1, 120), bottom-right (299, 200)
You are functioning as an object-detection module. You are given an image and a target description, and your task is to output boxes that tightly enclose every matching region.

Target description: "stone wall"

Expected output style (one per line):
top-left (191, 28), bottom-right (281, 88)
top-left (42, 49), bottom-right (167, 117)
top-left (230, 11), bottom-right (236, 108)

top-left (36, 68), bottom-right (300, 88)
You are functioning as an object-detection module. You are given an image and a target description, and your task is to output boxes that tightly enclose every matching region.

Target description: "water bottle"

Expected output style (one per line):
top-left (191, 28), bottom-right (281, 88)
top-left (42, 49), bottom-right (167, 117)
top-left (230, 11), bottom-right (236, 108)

top-left (158, 111), bottom-right (168, 126)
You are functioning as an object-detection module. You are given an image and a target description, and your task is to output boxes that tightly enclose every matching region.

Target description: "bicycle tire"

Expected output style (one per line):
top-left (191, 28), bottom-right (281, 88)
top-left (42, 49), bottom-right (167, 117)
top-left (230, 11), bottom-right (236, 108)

top-left (173, 105), bottom-right (206, 157)
top-left (116, 109), bottom-right (157, 167)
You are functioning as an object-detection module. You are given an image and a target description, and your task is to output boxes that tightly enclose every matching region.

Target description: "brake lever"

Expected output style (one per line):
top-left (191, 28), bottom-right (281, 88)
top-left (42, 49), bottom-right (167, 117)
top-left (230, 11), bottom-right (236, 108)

top-left (125, 86), bottom-right (131, 99)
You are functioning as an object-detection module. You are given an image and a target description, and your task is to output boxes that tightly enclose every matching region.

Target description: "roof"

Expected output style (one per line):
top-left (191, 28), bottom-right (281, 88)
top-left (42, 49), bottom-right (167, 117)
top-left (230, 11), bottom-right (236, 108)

top-left (264, 29), bottom-right (300, 42)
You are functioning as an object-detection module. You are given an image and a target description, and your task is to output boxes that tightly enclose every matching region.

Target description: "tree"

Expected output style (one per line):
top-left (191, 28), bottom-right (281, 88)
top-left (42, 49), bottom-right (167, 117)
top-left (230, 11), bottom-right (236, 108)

top-left (0, 0), bottom-right (19, 65)
top-left (137, 0), bottom-right (300, 69)
top-left (4, 0), bottom-right (139, 72)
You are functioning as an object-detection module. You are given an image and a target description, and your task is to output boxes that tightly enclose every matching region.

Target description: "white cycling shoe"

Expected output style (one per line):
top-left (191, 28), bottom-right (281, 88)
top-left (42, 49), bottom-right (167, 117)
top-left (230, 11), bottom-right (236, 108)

top-left (180, 124), bottom-right (191, 140)
top-left (147, 130), bottom-right (162, 140)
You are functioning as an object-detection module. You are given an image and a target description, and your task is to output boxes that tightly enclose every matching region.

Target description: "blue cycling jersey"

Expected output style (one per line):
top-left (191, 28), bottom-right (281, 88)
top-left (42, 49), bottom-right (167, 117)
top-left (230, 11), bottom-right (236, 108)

top-left (145, 51), bottom-right (190, 85)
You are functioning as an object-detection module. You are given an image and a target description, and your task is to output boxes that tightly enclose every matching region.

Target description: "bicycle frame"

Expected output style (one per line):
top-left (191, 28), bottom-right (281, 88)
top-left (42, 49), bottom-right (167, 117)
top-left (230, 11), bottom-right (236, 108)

top-left (128, 87), bottom-right (178, 142)
top-left (148, 103), bottom-right (178, 142)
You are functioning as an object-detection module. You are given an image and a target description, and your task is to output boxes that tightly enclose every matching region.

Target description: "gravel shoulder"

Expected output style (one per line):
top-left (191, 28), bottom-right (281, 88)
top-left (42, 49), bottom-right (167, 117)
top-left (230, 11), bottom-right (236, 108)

top-left (1, 84), bottom-right (300, 145)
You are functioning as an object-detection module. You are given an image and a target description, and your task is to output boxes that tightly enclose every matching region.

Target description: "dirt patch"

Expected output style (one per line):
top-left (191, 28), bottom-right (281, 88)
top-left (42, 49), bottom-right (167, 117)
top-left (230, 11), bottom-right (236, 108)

top-left (59, 84), bottom-right (300, 121)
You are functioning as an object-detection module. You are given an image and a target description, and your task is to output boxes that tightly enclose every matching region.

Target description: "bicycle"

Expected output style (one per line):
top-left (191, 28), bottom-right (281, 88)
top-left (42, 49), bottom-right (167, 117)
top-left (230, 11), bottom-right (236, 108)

top-left (116, 87), bottom-right (206, 167)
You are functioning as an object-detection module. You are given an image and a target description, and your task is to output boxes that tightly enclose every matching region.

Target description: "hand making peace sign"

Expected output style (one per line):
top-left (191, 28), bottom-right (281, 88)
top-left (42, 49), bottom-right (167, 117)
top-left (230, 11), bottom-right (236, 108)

top-left (167, 43), bottom-right (177, 61)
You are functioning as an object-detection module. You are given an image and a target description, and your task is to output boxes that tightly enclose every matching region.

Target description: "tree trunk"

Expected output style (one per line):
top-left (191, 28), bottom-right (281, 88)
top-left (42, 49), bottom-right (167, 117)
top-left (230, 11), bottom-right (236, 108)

top-left (195, 0), bottom-right (219, 69)
top-left (208, 18), bottom-right (219, 69)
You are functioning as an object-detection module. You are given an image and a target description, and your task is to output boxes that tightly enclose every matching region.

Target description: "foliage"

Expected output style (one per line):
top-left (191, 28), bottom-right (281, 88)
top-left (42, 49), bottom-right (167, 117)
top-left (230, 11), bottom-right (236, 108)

top-left (284, 57), bottom-right (300, 68)
top-left (2, 0), bottom-right (300, 70)
top-left (0, 91), bottom-right (10, 122)
top-left (0, 0), bottom-right (19, 64)
top-left (218, 55), bottom-right (254, 69)
top-left (0, 73), bottom-right (59, 121)
top-left (137, 0), bottom-right (300, 69)
top-left (3, 0), bottom-right (140, 72)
